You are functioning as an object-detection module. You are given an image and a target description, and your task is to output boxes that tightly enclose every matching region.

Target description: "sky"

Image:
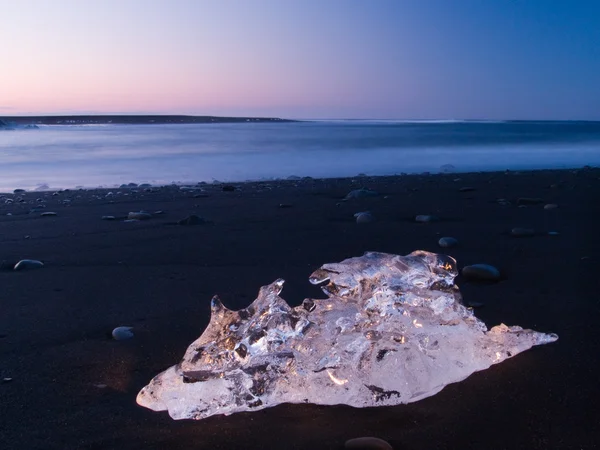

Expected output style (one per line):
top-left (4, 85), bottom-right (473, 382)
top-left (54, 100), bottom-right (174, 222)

top-left (1, 0), bottom-right (599, 120)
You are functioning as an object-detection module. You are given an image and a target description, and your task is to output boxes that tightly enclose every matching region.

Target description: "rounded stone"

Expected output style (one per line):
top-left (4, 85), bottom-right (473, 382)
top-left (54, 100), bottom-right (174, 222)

top-left (511, 227), bottom-right (535, 237)
top-left (112, 327), bottom-right (134, 341)
top-left (128, 212), bottom-right (152, 220)
top-left (415, 215), bottom-right (437, 223)
top-left (355, 212), bottom-right (373, 224)
top-left (40, 212), bottom-right (57, 217)
top-left (438, 237), bottom-right (458, 248)
top-left (544, 203), bottom-right (558, 210)
top-left (13, 259), bottom-right (44, 271)
top-left (345, 437), bottom-right (393, 450)
top-left (462, 264), bottom-right (501, 281)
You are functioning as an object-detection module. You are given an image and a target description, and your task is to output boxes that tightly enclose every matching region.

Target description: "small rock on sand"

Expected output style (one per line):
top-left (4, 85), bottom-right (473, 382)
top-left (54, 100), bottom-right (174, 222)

top-left (40, 212), bottom-right (57, 217)
top-left (345, 437), bottom-right (393, 450)
top-left (177, 215), bottom-right (207, 226)
top-left (354, 212), bottom-right (373, 224)
top-left (222, 185), bottom-right (236, 192)
top-left (101, 216), bottom-right (116, 220)
top-left (415, 215), bottom-right (438, 223)
top-left (517, 197), bottom-right (544, 206)
top-left (544, 203), bottom-right (558, 210)
top-left (438, 237), bottom-right (458, 248)
top-left (112, 327), bottom-right (134, 341)
top-left (128, 212), bottom-right (152, 220)
top-left (14, 259), bottom-right (44, 271)
top-left (459, 187), bottom-right (475, 192)
top-left (511, 227), bottom-right (535, 237)
top-left (344, 189), bottom-right (379, 200)
top-left (462, 264), bottom-right (500, 281)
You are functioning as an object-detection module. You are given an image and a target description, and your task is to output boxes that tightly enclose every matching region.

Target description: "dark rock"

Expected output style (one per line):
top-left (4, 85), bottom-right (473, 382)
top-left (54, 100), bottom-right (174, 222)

top-left (517, 197), bottom-right (544, 205)
top-left (222, 185), bottom-right (236, 192)
top-left (345, 437), bottom-right (393, 450)
top-left (511, 227), bottom-right (535, 237)
top-left (178, 215), bottom-right (207, 226)
top-left (438, 237), bottom-right (458, 248)
top-left (462, 264), bottom-right (500, 281)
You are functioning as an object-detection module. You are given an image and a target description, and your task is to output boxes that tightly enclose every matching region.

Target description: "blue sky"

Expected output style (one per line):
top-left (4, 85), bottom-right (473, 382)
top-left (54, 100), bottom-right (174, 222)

top-left (1, 0), bottom-right (599, 119)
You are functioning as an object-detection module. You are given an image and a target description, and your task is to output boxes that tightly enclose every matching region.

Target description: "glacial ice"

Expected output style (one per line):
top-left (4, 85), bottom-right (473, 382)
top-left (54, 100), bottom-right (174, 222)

top-left (137, 251), bottom-right (558, 420)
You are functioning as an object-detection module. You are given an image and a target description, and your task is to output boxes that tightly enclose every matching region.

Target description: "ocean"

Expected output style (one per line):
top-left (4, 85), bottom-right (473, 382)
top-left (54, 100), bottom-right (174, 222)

top-left (0, 120), bottom-right (599, 191)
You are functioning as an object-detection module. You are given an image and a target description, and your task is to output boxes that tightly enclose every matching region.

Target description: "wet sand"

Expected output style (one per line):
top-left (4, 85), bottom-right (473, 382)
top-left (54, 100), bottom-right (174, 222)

top-left (0, 168), bottom-right (598, 449)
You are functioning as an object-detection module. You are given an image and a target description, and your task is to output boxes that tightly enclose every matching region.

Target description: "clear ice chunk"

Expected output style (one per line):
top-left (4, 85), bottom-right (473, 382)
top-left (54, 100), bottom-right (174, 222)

top-left (137, 251), bottom-right (558, 420)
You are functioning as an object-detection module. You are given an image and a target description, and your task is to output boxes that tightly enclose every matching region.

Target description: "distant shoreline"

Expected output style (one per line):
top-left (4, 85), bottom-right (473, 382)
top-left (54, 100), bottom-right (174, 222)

top-left (0, 115), bottom-right (295, 125)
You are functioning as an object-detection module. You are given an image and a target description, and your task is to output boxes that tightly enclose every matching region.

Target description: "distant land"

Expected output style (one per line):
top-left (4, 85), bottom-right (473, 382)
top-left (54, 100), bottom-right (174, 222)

top-left (0, 115), bottom-right (294, 125)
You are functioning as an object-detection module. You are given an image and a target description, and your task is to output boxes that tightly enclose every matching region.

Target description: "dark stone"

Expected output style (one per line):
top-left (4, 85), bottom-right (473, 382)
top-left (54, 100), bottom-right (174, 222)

top-left (177, 215), bottom-right (207, 226)
top-left (222, 185), bottom-right (236, 192)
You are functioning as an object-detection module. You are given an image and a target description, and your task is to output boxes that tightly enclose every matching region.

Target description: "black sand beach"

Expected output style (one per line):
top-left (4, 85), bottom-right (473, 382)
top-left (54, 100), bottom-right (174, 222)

top-left (0, 168), bottom-right (598, 449)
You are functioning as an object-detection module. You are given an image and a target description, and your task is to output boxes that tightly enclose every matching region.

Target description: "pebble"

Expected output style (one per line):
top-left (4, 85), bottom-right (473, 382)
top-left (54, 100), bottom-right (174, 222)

top-left (354, 212), bottom-right (373, 224)
top-left (344, 189), bottom-right (379, 200)
top-left (127, 212), bottom-right (152, 220)
top-left (548, 231), bottom-right (560, 236)
top-left (40, 212), bottom-right (57, 217)
top-left (459, 187), bottom-right (475, 192)
top-left (462, 264), bottom-right (501, 281)
top-left (178, 215), bottom-right (207, 226)
top-left (415, 215), bottom-right (438, 223)
top-left (2, 377), bottom-right (13, 383)
top-left (345, 437), bottom-right (393, 450)
top-left (278, 203), bottom-right (293, 208)
top-left (222, 185), bottom-right (236, 192)
top-left (438, 237), bottom-right (458, 248)
top-left (101, 215), bottom-right (116, 220)
top-left (193, 193), bottom-right (210, 198)
top-left (467, 301), bottom-right (485, 308)
top-left (112, 327), bottom-right (134, 341)
top-left (544, 203), bottom-right (558, 210)
top-left (13, 259), bottom-right (44, 271)
top-left (13, 189), bottom-right (25, 194)
top-left (511, 227), bottom-right (535, 237)
top-left (517, 197), bottom-right (544, 206)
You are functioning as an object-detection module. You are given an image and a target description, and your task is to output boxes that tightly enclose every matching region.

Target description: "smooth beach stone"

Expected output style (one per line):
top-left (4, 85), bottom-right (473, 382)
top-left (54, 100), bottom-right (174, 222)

top-left (462, 264), bottom-right (501, 281)
top-left (13, 259), bottom-right (44, 271)
top-left (222, 185), bottom-right (236, 192)
top-left (178, 215), bottom-right (207, 226)
top-left (438, 237), bottom-right (458, 248)
top-left (517, 197), bottom-right (544, 206)
top-left (345, 437), bottom-right (393, 450)
top-left (354, 212), bottom-right (373, 224)
top-left (511, 227), bottom-right (535, 237)
top-left (344, 188), bottom-right (379, 200)
top-left (101, 215), bottom-right (116, 220)
top-left (40, 211), bottom-right (57, 217)
top-left (459, 187), bottom-right (475, 192)
top-left (128, 212), bottom-right (152, 220)
top-left (415, 215), bottom-right (438, 223)
top-left (544, 203), bottom-right (558, 210)
top-left (548, 231), bottom-right (560, 236)
top-left (112, 326), bottom-right (134, 340)
top-left (13, 189), bottom-right (25, 194)
top-left (278, 203), bottom-right (292, 208)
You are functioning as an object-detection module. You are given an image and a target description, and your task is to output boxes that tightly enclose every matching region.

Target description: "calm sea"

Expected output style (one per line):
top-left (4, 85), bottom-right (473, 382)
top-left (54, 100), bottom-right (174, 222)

top-left (0, 120), bottom-right (599, 191)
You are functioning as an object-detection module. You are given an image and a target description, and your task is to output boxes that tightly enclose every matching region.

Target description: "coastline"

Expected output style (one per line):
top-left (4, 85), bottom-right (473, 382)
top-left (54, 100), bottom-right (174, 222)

top-left (0, 115), bottom-right (294, 126)
top-left (0, 167), bottom-right (598, 449)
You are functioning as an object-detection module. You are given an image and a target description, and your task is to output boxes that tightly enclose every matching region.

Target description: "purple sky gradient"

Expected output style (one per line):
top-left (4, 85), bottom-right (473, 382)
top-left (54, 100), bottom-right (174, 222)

top-left (1, 0), bottom-right (599, 119)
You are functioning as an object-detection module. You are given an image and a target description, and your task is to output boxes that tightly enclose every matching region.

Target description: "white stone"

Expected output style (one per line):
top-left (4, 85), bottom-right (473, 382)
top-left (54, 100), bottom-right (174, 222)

top-left (137, 251), bottom-right (556, 420)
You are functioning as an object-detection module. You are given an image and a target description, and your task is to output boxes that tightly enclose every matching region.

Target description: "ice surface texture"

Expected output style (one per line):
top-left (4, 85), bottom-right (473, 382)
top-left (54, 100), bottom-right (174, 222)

top-left (137, 251), bottom-right (558, 420)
